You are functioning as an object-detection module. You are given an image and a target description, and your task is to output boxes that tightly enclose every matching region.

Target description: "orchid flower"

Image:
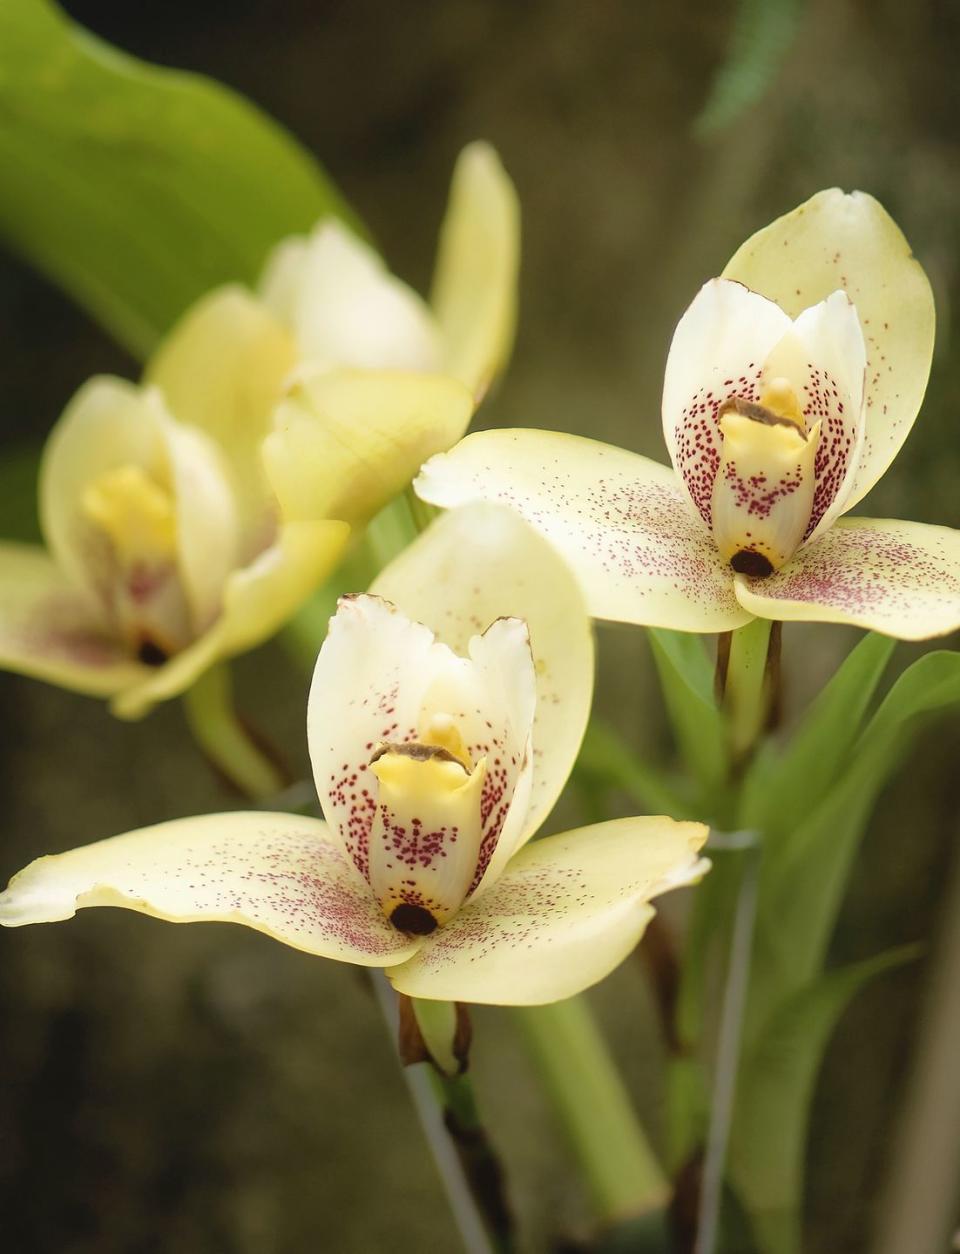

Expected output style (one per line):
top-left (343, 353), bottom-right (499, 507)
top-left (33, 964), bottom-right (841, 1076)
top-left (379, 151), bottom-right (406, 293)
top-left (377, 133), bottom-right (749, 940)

top-left (146, 141), bottom-right (519, 530)
top-left (414, 191), bottom-right (960, 640)
top-left (0, 509), bottom-right (707, 1004)
top-left (0, 144), bottom-right (513, 718)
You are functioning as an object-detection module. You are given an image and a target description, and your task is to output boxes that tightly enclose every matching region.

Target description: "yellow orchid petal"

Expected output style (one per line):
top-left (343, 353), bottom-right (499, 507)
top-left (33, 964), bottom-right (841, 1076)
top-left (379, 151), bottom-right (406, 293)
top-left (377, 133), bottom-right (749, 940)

top-left (0, 542), bottom-right (146, 696)
top-left (388, 817), bottom-right (709, 1005)
top-left (262, 368), bottom-right (474, 528)
top-left (734, 517), bottom-right (960, 640)
top-left (429, 141), bottom-right (520, 400)
top-left (308, 596), bottom-right (536, 914)
top-left (112, 519), bottom-right (349, 719)
top-left (145, 285), bottom-right (297, 555)
top-left (371, 502), bottom-right (594, 862)
top-left (723, 190), bottom-right (935, 508)
top-left (662, 278), bottom-right (792, 523)
top-left (415, 429), bottom-right (752, 632)
top-left (0, 811), bottom-right (419, 967)
top-left (260, 220), bottom-right (443, 372)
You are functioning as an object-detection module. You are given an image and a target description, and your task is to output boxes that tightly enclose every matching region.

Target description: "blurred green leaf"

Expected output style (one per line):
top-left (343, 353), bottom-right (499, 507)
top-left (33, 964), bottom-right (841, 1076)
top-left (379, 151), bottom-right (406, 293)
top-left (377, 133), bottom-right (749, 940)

top-left (575, 718), bottom-right (693, 820)
top-left (0, 0), bottom-right (357, 359)
top-left (729, 945), bottom-right (920, 1254)
top-left (648, 628), bottom-right (728, 804)
top-left (695, 0), bottom-right (804, 137)
top-left (0, 444), bottom-right (42, 542)
top-left (739, 632), bottom-right (896, 835)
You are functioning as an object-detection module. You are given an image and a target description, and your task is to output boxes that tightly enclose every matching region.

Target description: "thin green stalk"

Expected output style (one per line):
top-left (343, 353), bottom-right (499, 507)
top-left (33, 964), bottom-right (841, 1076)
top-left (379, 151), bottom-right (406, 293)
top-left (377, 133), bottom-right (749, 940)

top-left (182, 663), bottom-right (284, 800)
top-left (514, 997), bottom-right (670, 1225)
top-left (721, 618), bottom-right (774, 763)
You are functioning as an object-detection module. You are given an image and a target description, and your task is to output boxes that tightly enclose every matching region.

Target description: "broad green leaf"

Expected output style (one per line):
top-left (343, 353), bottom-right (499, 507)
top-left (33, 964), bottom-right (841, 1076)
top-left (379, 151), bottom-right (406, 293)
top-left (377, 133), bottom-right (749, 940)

top-left (0, 444), bottom-right (42, 542)
top-left (729, 946), bottom-right (920, 1254)
top-left (648, 627), bottom-right (728, 803)
top-left (739, 632), bottom-right (896, 835)
top-left (0, 0), bottom-right (357, 359)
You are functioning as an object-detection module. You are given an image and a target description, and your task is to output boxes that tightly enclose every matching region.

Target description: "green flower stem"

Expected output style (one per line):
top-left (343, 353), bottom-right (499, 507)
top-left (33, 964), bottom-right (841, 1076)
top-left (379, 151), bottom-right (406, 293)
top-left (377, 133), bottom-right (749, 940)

top-left (182, 663), bottom-right (285, 800)
top-left (720, 618), bottom-right (774, 764)
top-left (514, 997), bottom-right (671, 1225)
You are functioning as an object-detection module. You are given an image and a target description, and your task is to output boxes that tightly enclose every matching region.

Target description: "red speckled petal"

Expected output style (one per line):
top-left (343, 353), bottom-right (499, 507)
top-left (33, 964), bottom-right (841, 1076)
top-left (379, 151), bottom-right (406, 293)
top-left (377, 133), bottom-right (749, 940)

top-left (388, 817), bottom-right (709, 1005)
top-left (735, 517), bottom-right (960, 640)
top-left (0, 812), bottom-right (419, 966)
top-left (723, 190), bottom-right (935, 509)
top-left (662, 279), bottom-right (792, 524)
top-left (416, 429), bottom-right (751, 632)
top-left (308, 596), bottom-right (535, 891)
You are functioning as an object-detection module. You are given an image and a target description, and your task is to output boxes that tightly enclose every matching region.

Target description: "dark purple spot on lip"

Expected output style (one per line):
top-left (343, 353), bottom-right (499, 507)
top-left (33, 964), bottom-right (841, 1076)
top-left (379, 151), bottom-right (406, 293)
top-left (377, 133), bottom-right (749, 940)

top-left (137, 639), bottom-right (168, 667)
top-left (730, 549), bottom-right (774, 578)
top-left (390, 903), bottom-right (438, 935)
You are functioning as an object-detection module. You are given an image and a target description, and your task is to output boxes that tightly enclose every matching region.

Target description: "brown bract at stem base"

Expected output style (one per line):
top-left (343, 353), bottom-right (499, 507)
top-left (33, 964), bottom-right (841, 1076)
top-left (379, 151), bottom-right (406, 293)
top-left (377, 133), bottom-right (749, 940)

top-left (396, 995), bottom-right (473, 1075)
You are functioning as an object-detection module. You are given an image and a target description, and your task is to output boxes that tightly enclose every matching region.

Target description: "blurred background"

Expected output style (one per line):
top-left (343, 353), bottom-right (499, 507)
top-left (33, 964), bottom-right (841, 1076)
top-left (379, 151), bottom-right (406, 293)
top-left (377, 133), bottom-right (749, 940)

top-left (1, 1), bottom-right (959, 1250)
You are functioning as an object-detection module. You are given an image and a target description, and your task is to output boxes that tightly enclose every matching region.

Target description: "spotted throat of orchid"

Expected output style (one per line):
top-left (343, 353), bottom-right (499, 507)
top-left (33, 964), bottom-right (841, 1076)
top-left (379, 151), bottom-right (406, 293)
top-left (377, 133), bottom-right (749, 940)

top-left (0, 575), bottom-right (708, 1006)
top-left (415, 189), bottom-right (960, 641)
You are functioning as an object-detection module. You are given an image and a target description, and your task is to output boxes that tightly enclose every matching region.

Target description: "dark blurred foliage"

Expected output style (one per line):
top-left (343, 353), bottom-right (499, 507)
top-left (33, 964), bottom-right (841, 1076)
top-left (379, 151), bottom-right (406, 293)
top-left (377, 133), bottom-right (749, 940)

top-left (1, 1), bottom-right (959, 1251)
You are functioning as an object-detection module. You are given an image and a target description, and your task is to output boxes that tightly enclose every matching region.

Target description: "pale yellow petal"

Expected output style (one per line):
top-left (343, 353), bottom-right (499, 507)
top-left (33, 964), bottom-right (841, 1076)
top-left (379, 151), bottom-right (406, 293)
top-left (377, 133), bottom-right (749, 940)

top-left (415, 429), bottom-right (751, 631)
top-left (388, 817), bottom-right (709, 1005)
top-left (145, 285), bottom-right (297, 553)
top-left (263, 369), bottom-right (474, 527)
top-left (261, 219), bottom-right (443, 372)
top-left (734, 517), bottom-right (960, 640)
top-left (662, 278), bottom-right (791, 523)
top-left (0, 811), bottom-right (419, 966)
top-left (371, 502), bottom-right (594, 855)
top-left (112, 520), bottom-right (349, 719)
top-left (307, 596), bottom-right (535, 908)
top-left (723, 190), bottom-right (935, 507)
top-left (429, 141), bottom-right (520, 400)
top-left (0, 542), bottom-right (145, 696)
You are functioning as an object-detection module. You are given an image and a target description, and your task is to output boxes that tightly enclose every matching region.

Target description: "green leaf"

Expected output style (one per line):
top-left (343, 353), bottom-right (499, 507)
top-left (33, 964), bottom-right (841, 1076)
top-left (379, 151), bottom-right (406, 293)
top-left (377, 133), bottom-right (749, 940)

top-left (0, 0), bottom-right (357, 359)
top-left (729, 945), bottom-right (920, 1254)
top-left (648, 627), bottom-right (728, 803)
top-left (739, 632), bottom-right (896, 836)
top-left (574, 718), bottom-right (694, 820)
top-left (695, 0), bottom-right (804, 137)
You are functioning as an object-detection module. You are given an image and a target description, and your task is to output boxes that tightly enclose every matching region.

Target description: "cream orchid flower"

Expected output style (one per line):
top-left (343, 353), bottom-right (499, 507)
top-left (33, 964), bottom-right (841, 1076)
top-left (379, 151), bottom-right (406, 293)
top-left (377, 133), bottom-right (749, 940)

top-left (0, 377), bottom-right (352, 719)
top-left (0, 511), bottom-right (707, 1005)
top-left (414, 191), bottom-right (960, 640)
top-left (145, 141), bottom-right (519, 531)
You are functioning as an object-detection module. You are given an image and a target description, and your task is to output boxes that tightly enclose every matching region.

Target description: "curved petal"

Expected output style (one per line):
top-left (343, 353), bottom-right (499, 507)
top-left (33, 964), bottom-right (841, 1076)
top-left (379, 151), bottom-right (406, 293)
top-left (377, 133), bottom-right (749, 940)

top-left (429, 142), bottom-right (520, 400)
top-left (0, 811), bottom-right (419, 967)
top-left (415, 429), bottom-right (751, 632)
top-left (308, 596), bottom-right (535, 905)
top-left (39, 376), bottom-right (168, 594)
top-left (388, 817), bottom-right (709, 1005)
top-left (0, 542), bottom-right (146, 696)
top-left (145, 285), bottom-right (297, 555)
top-left (723, 190), bottom-right (935, 507)
top-left (260, 220), bottom-right (443, 372)
top-left (262, 369), bottom-right (474, 527)
top-left (734, 517), bottom-right (960, 640)
top-left (112, 519), bottom-right (349, 719)
top-left (662, 279), bottom-right (792, 524)
top-left (371, 502), bottom-right (594, 854)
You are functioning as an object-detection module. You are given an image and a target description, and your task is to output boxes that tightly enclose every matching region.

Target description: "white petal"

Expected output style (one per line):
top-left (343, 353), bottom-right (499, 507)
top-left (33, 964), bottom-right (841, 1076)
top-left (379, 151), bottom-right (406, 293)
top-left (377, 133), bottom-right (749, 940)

top-left (371, 502), bottom-right (593, 858)
top-left (260, 220), bottom-right (443, 372)
top-left (662, 279), bottom-right (792, 524)
top-left (416, 429), bottom-right (751, 631)
top-left (388, 817), bottom-right (709, 1004)
top-left (0, 811), bottom-right (418, 966)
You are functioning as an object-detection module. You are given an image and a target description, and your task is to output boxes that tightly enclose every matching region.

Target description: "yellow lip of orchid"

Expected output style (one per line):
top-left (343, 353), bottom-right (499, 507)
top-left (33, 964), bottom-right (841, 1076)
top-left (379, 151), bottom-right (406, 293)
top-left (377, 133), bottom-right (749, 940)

top-left (0, 511), bottom-right (709, 1006)
top-left (414, 190), bottom-right (959, 642)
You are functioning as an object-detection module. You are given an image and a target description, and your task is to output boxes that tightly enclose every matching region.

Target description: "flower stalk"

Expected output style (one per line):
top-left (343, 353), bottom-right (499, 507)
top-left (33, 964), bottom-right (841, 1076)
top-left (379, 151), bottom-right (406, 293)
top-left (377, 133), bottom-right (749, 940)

top-left (182, 663), bottom-right (285, 800)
